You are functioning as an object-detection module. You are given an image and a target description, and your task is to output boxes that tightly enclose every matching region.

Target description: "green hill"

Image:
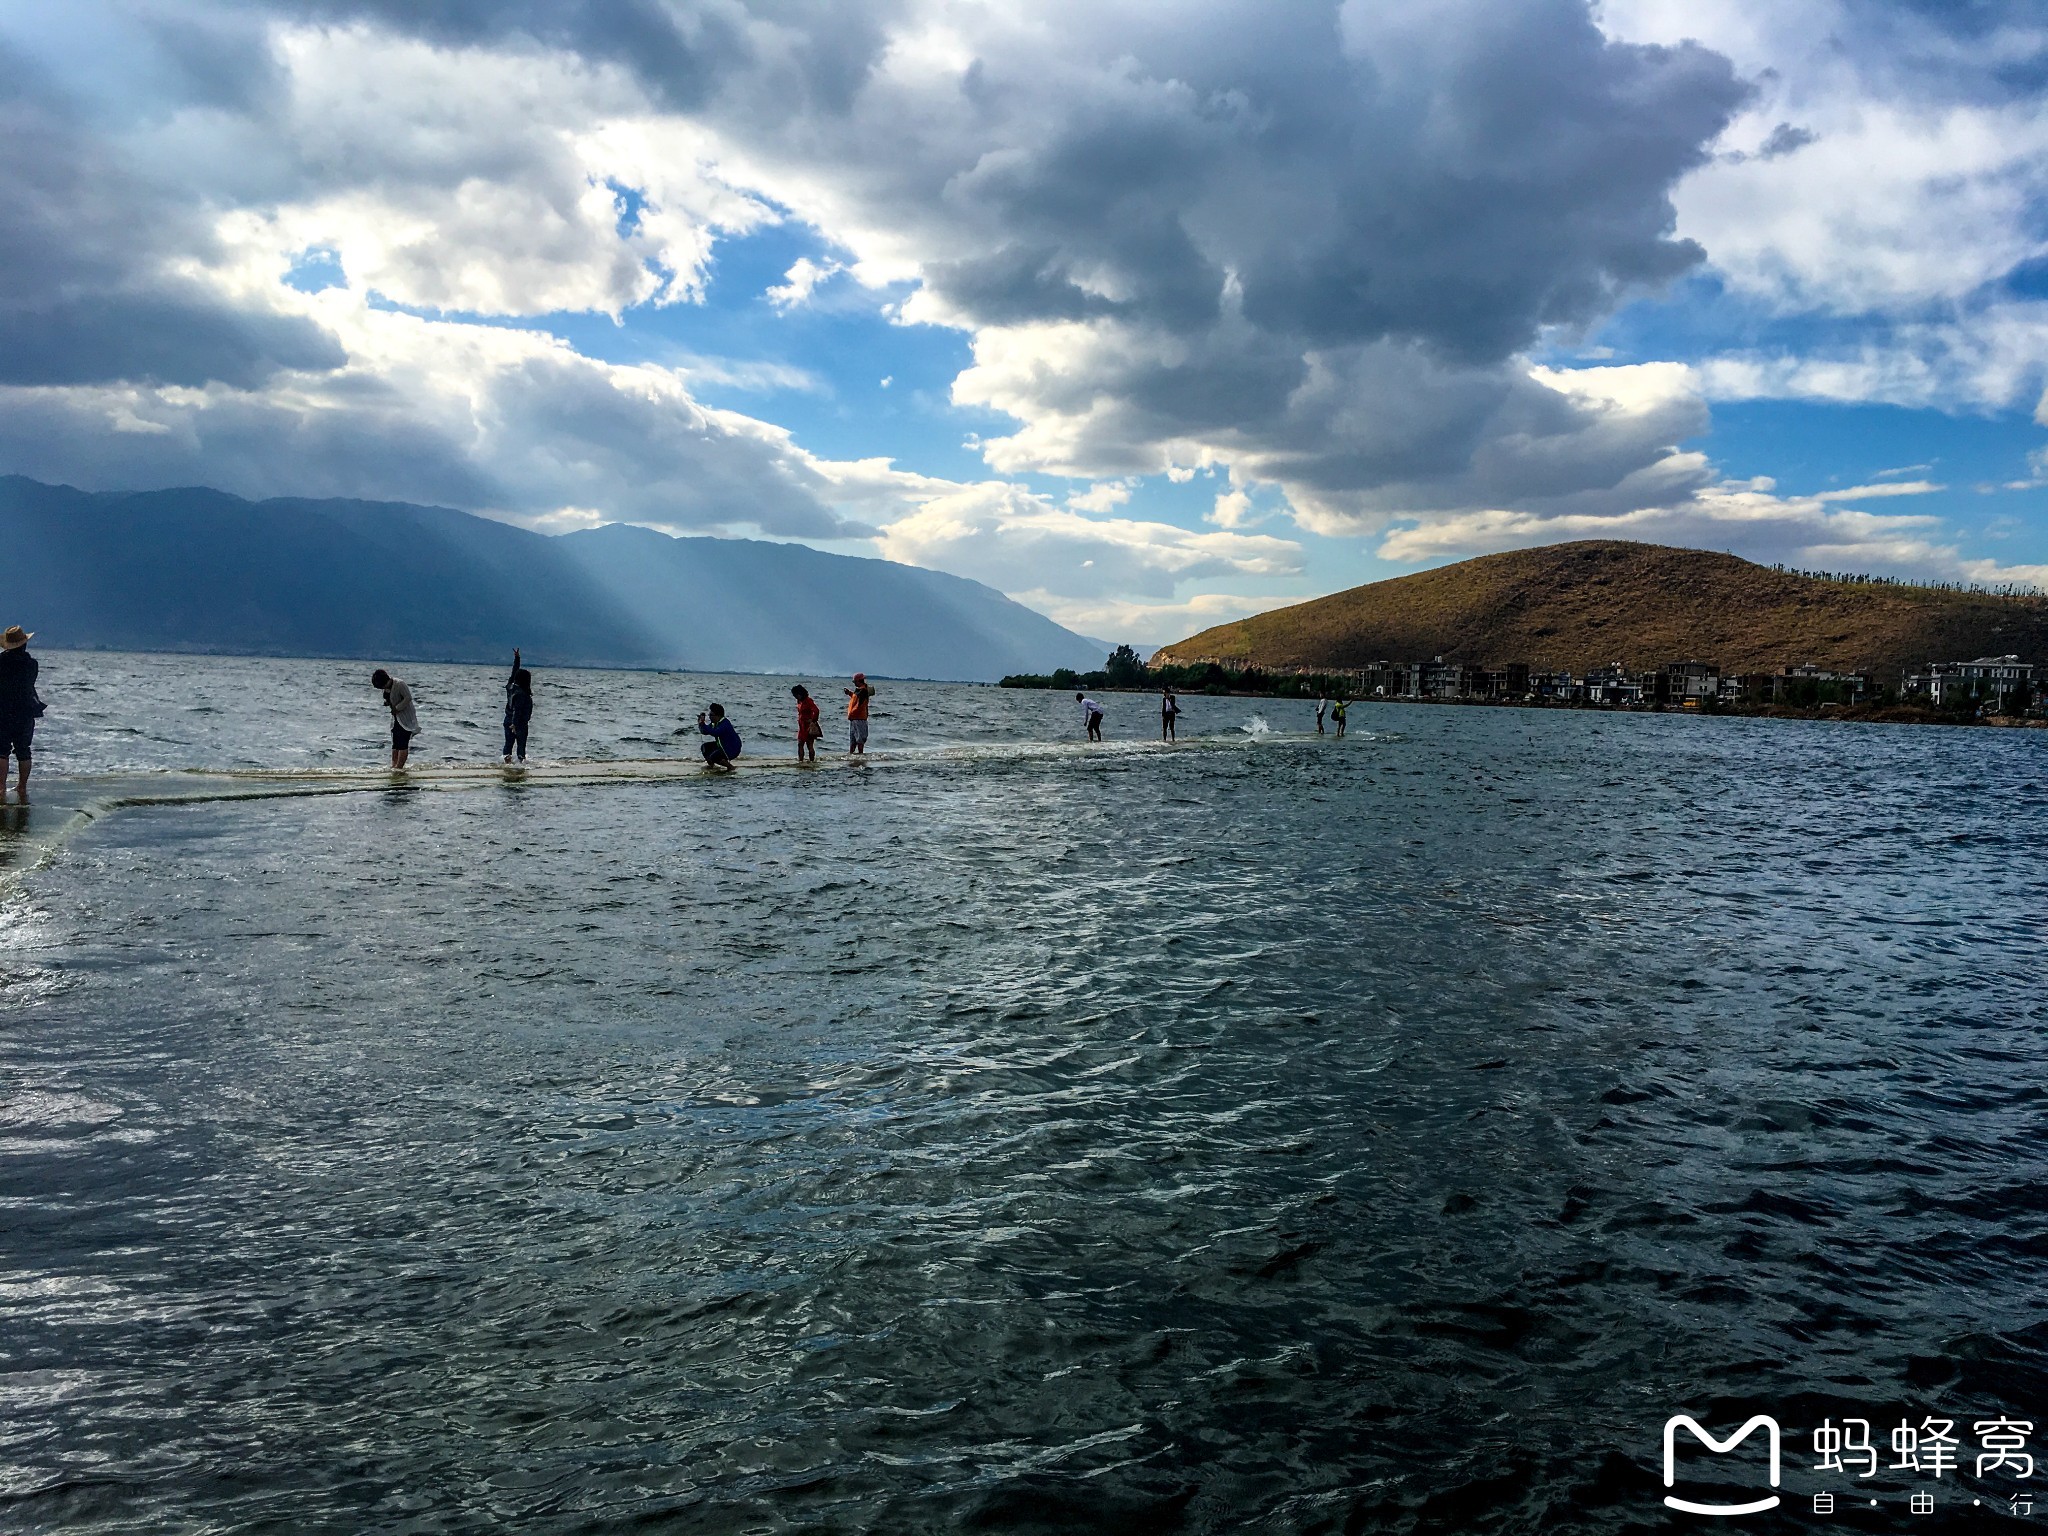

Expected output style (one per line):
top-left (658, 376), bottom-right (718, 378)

top-left (1154, 541), bottom-right (2048, 677)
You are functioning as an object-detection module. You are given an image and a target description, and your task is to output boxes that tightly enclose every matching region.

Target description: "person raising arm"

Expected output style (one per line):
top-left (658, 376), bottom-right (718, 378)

top-left (503, 649), bottom-right (534, 764)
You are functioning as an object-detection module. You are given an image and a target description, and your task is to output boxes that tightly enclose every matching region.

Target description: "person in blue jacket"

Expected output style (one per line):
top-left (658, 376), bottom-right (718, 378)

top-left (696, 703), bottom-right (742, 773)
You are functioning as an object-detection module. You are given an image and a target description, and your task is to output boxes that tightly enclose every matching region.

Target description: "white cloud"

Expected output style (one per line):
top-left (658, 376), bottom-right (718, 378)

top-left (1600, 0), bottom-right (2048, 429)
top-left (1812, 480), bottom-right (1945, 501)
top-left (873, 481), bottom-right (1303, 601)
top-left (0, 286), bottom-right (893, 539)
top-left (1013, 588), bottom-right (1290, 648)
top-left (667, 353), bottom-right (824, 394)
top-left (2003, 446), bottom-right (2048, 491)
top-left (202, 26), bottom-right (774, 319)
top-left (1376, 474), bottom-right (2048, 589)
top-left (1065, 480), bottom-right (1133, 513)
top-left (1601, 0), bottom-right (2048, 312)
top-left (765, 256), bottom-right (846, 311)
top-left (1695, 303), bottom-right (2048, 413)
top-left (1209, 488), bottom-right (1255, 527)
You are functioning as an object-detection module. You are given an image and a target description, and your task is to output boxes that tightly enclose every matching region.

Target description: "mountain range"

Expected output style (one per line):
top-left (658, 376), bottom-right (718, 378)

top-left (0, 476), bottom-right (1105, 680)
top-left (1156, 540), bottom-right (2048, 677)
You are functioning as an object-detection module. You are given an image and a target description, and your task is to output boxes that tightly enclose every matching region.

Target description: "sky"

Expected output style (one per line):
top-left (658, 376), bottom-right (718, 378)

top-left (2, 0), bottom-right (2046, 648)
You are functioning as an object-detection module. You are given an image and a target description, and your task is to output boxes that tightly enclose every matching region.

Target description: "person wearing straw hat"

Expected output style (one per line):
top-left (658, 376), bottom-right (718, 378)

top-left (0, 626), bottom-right (39, 804)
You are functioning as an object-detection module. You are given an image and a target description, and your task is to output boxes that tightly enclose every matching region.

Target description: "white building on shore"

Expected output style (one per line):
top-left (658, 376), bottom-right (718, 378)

top-left (1901, 655), bottom-right (2036, 708)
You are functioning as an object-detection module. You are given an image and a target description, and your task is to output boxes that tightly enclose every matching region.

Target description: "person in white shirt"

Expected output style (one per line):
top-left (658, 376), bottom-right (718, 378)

top-left (1075, 692), bottom-right (1105, 742)
top-left (371, 668), bottom-right (420, 770)
top-left (1315, 696), bottom-right (1327, 735)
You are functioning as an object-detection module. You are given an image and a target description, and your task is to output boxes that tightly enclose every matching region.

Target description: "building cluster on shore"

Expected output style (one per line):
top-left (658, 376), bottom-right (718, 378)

top-left (1298, 653), bottom-right (2040, 712)
top-left (1016, 650), bottom-right (2043, 719)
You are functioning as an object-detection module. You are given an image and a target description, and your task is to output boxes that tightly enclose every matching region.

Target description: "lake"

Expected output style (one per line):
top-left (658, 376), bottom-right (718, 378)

top-left (2, 653), bottom-right (2044, 1532)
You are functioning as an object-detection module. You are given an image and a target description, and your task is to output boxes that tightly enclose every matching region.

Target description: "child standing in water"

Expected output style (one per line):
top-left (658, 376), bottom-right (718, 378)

top-left (792, 684), bottom-right (822, 762)
top-left (503, 648), bottom-right (533, 764)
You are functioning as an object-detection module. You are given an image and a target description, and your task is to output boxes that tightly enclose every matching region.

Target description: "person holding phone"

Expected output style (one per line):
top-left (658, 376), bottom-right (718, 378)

top-left (503, 648), bottom-right (534, 764)
top-left (845, 673), bottom-right (875, 755)
top-left (697, 703), bottom-right (742, 772)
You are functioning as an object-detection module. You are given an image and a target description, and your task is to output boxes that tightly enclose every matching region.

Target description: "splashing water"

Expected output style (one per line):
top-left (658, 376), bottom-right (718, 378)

top-left (1242, 714), bottom-right (1271, 737)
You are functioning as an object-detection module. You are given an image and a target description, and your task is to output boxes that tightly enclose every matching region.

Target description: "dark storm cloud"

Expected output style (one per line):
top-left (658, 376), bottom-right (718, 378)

top-left (282, 0), bottom-right (906, 117)
top-left (0, 0), bottom-right (1756, 539)
top-left (0, 46), bottom-right (343, 389)
top-left (268, 0), bottom-right (1744, 366)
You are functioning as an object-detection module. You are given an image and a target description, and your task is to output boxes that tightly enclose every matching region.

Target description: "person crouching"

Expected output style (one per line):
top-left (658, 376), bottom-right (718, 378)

top-left (697, 704), bottom-right (742, 773)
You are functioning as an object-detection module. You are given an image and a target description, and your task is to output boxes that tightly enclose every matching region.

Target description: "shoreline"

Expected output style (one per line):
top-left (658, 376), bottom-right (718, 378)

top-left (1002, 682), bottom-right (2047, 730)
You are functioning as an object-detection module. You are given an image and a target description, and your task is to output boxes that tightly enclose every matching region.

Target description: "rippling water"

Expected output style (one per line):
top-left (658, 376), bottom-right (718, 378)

top-left (2, 654), bottom-right (2045, 1533)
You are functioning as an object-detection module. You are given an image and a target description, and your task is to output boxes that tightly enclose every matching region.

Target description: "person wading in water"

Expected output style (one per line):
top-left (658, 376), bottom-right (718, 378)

top-left (0, 626), bottom-right (41, 805)
top-left (372, 669), bottom-right (420, 770)
top-left (792, 684), bottom-right (822, 762)
top-left (503, 649), bottom-right (534, 764)
top-left (1077, 692), bottom-right (1105, 742)
top-left (845, 673), bottom-right (875, 755)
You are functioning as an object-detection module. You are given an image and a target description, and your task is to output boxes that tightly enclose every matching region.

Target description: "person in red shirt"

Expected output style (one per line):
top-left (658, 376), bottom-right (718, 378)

top-left (791, 683), bottom-right (822, 762)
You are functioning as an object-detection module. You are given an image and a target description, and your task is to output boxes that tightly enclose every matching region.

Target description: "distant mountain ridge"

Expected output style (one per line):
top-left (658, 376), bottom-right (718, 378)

top-left (1156, 540), bottom-right (2048, 677)
top-left (0, 476), bottom-right (1104, 680)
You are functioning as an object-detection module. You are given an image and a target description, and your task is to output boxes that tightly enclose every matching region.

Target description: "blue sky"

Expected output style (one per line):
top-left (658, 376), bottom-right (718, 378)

top-left (2, 0), bottom-right (2045, 646)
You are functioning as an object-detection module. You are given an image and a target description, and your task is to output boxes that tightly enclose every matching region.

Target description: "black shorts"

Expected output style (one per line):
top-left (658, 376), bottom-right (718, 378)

top-left (0, 715), bottom-right (31, 759)
top-left (391, 723), bottom-right (415, 751)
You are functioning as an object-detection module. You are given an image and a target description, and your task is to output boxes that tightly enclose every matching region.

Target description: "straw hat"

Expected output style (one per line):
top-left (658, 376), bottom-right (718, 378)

top-left (0, 626), bottom-right (29, 650)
